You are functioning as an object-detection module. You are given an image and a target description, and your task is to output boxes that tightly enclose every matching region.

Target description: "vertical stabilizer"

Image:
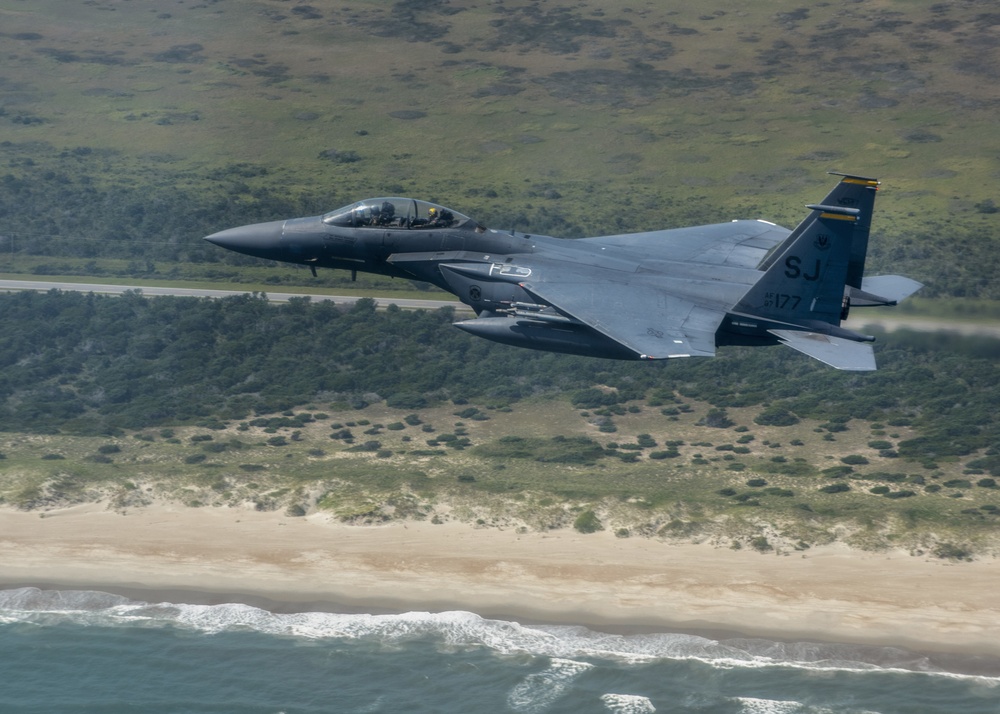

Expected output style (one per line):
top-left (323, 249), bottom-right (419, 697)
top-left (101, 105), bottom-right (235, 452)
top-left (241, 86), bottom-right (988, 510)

top-left (737, 204), bottom-right (858, 326)
top-left (757, 173), bottom-right (878, 290)
top-left (831, 173), bottom-right (879, 289)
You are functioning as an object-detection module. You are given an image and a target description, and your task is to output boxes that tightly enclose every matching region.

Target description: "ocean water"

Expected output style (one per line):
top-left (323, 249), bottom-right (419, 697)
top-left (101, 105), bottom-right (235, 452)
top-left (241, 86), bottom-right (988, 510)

top-left (0, 588), bottom-right (997, 714)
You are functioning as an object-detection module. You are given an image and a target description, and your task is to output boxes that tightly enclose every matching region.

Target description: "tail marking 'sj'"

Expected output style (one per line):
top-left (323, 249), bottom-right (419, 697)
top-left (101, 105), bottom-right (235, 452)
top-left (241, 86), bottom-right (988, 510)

top-left (737, 203), bottom-right (858, 327)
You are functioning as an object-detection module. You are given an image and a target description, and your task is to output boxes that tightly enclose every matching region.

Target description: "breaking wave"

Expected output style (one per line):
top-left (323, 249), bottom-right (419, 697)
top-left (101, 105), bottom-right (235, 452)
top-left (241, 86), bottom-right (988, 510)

top-left (1, 587), bottom-right (996, 684)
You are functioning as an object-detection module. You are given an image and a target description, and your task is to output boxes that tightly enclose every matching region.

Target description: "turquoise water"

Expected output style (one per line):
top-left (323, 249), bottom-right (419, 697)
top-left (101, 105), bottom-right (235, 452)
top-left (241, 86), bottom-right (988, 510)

top-left (0, 588), bottom-right (997, 713)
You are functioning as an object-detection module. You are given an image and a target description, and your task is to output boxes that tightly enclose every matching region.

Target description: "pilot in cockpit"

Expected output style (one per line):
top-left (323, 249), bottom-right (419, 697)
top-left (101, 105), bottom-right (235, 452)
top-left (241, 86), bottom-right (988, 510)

top-left (373, 201), bottom-right (396, 226)
top-left (427, 207), bottom-right (455, 228)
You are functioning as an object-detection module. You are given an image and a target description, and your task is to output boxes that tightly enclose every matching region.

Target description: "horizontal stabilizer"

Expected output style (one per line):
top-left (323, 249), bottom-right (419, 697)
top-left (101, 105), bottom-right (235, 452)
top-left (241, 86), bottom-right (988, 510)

top-left (851, 275), bottom-right (923, 306)
top-left (769, 329), bottom-right (877, 371)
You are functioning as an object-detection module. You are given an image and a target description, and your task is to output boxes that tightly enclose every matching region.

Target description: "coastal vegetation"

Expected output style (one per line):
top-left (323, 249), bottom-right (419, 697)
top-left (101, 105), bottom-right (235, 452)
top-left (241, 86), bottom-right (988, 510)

top-left (0, 0), bottom-right (997, 556)
top-left (0, 290), bottom-right (997, 557)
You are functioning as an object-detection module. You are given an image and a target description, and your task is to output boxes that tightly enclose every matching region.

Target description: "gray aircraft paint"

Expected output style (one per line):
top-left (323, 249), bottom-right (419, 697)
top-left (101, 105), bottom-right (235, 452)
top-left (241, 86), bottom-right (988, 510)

top-left (205, 174), bottom-right (922, 370)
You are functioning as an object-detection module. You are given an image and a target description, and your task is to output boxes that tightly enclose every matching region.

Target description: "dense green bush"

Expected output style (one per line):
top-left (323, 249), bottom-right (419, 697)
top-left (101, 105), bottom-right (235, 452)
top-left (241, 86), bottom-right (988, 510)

top-left (754, 406), bottom-right (800, 427)
top-left (573, 510), bottom-right (603, 534)
top-left (474, 435), bottom-right (607, 465)
top-left (571, 388), bottom-right (621, 409)
top-left (0, 290), bottom-right (996, 466)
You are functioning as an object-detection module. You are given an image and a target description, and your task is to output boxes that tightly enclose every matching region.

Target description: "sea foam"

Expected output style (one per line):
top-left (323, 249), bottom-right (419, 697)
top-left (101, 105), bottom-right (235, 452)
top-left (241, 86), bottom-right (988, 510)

top-left (1, 588), bottom-right (996, 684)
top-left (600, 693), bottom-right (657, 713)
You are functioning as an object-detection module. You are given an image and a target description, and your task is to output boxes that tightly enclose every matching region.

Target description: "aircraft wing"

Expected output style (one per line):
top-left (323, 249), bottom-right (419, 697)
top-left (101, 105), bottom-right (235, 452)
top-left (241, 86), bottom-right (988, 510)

top-left (518, 279), bottom-right (722, 360)
top-left (582, 220), bottom-right (791, 269)
top-left (769, 329), bottom-right (876, 371)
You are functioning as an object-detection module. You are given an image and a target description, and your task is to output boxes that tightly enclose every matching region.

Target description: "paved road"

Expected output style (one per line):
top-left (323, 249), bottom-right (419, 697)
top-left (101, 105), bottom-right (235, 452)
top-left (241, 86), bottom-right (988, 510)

top-left (1, 279), bottom-right (997, 338)
top-left (0, 279), bottom-right (470, 313)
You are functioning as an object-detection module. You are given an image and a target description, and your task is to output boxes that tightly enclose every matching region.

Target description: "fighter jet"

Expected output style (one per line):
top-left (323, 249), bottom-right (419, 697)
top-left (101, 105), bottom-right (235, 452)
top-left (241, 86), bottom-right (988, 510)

top-left (204, 172), bottom-right (921, 370)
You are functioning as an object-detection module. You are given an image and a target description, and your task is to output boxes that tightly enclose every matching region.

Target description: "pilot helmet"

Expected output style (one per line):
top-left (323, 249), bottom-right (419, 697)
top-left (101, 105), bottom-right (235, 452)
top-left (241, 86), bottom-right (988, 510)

top-left (428, 207), bottom-right (438, 216)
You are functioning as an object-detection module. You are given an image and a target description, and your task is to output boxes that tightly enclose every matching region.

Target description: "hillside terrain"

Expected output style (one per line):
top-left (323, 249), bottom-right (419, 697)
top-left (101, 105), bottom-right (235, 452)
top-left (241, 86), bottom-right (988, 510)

top-left (1, 0), bottom-right (998, 295)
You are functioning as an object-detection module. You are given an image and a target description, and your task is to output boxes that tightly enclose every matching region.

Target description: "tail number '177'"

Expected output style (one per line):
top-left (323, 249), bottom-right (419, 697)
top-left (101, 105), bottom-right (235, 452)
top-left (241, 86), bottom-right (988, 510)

top-left (763, 292), bottom-right (801, 310)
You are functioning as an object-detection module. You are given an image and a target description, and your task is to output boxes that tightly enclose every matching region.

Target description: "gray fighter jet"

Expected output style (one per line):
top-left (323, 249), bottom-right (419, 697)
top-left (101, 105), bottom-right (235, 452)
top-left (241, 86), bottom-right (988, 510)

top-left (204, 173), bottom-right (921, 370)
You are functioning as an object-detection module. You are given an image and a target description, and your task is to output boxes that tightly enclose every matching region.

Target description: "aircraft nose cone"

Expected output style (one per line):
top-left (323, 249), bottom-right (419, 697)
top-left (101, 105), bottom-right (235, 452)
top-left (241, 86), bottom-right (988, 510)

top-left (203, 220), bottom-right (286, 260)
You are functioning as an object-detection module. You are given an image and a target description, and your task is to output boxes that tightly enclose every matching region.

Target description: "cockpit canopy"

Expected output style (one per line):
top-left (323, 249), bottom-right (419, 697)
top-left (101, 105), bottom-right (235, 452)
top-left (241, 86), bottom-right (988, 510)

top-left (322, 198), bottom-right (475, 230)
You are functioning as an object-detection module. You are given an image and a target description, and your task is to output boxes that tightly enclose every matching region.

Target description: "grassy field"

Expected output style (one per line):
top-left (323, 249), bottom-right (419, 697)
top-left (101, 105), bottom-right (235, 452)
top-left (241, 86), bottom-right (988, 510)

top-left (2, 0), bottom-right (999, 244)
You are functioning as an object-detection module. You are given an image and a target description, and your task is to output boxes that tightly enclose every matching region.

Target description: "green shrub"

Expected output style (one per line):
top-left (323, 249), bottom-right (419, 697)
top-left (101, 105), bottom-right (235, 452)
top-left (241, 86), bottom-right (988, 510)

top-left (573, 510), bottom-right (603, 534)
top-left (754, 406), bottom-right (799, 427)
top-left (822, 465), bottom-right (854, 478)
top-left (571, 388), bottom-right (620, 409)
top-left (841, 455), bottom-right (869, 465)
top-left (763, 487), bottom-right (794, 497)
top-left (702, 408), bottom-right (734, 428)
top-left (386, 393), bottom-right (427, 410)
top-left (934, 542), bottom-right (972, 561)
top-left (943, 479), bottom-right (972, 489)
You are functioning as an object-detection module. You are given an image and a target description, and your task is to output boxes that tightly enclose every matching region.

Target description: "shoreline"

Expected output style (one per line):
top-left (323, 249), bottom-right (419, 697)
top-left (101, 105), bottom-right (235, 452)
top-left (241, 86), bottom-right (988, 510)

top-left (2, 503), bottom-right (999, 661)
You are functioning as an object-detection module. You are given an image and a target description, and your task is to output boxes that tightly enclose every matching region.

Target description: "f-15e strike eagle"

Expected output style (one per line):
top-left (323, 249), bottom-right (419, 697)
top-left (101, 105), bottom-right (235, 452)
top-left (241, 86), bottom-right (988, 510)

top-left (204, 172), bottom-right (921, 370)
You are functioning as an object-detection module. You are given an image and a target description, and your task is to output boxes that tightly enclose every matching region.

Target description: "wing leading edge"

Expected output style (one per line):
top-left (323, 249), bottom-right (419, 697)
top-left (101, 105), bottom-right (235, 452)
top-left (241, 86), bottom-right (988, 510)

top-left (518, 280), bottom-right (722, 360)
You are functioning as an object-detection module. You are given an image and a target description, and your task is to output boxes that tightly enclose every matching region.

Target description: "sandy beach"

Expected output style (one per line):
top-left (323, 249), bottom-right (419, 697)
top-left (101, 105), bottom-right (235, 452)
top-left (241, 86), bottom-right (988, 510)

top-left (1, 503), bottom-right (998, 658)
